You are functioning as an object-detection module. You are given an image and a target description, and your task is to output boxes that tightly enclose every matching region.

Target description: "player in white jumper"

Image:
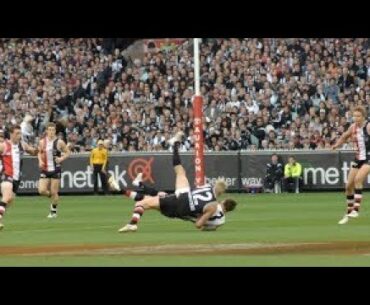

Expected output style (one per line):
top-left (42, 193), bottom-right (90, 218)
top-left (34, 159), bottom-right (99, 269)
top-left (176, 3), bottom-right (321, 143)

top-left (332, 106), bottom-right (370, 224)
top-left (38, 122), bottom-right (70, 218)
top-left (108, 132), bottom-right (237, 232)
top-left (0, 125), bottom-right (38, 230)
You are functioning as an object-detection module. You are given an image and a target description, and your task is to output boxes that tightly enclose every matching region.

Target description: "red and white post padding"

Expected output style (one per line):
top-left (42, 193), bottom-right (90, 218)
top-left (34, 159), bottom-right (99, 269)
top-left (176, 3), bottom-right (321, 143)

top-left (193, 38), bottom-right (205, 186)
top-left (193, 95), bottom-right (205, 186)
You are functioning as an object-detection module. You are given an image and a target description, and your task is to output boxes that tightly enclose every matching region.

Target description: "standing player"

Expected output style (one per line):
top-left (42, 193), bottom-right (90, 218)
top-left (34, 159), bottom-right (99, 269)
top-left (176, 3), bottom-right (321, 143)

top-left (332, 106), bottom-right (370, 224)
top-left (0, 125), bottom-right (38, 230)
top-left (38, 122), bottom-right (71, 218)
top-left (114, 132), bottom-right (237, 232)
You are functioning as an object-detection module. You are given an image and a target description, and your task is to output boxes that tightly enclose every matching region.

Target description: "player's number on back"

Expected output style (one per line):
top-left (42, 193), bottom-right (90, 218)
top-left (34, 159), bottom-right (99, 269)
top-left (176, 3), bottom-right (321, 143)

top-left (192, 188), bottom-right (213, 206)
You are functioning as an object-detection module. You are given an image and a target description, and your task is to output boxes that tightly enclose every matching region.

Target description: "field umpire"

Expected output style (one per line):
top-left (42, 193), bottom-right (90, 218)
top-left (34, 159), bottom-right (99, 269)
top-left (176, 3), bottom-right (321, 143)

top-left (90, 139), bottom-right (108, 194)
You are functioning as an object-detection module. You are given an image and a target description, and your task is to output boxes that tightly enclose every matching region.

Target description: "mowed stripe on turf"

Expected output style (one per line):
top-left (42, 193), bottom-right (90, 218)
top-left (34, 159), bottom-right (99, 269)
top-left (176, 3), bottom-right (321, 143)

top-left (1, 193), bottom-right (370, 265)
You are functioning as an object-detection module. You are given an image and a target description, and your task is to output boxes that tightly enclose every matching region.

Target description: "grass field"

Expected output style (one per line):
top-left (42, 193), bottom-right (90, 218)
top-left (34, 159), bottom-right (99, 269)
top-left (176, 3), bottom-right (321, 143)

top-left (1, 192), bottom-right (370, 266)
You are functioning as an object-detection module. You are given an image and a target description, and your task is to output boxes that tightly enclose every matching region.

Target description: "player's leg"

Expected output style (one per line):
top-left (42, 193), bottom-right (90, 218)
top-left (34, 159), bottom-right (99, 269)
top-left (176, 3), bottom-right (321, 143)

top-left (171, 138), bottom-right (190, 195)
top-left (38, 177), bottom-right (51, 197)
top-left (0, 181), bottom-right (15, 230)
top-left (338, 167), bottom-right (357, 224)
top-left (122, 188), bottom-right (159, 218)
top-left (132, 173), bottom-right (159, 196)
top-left (123, 188), bottom-right (146, 201)
top-left (118, 195), bottom-right (160, 233)
top-left (107, 174), bottom-right (120, 192)
top-left (352, 164), bottom-right (370, 214)
top-left (109, 171), bottom-right (162, 196)
top-left (107, 171), bottom-right (160, 196)
top-left (48, 178), bottom-right (60, 218)
top-left (132, 172), bottom-right (160, 196)
top-left (139, 184), bottom-right (159, 196)
top-left (345, 167), bottom-right (357, 212)
top-left (105, 161), bottom-right (111, 181)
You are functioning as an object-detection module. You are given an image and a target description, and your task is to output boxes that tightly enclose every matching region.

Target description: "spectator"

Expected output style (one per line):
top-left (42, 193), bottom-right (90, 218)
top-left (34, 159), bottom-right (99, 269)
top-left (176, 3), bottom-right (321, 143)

top-left (284, 156), bottom-right (303, 193)
top-left (20, 114), bottom-right (34, 143)
top-left (324, 78), bottom-right (340, 103)
top-left (0, 38), bottom-right (369, 152)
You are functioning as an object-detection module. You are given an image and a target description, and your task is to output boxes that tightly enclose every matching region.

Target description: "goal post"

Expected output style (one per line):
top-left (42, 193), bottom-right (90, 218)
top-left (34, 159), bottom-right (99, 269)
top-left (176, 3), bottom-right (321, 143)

top-left (193, 38), bottom-right (205, 186)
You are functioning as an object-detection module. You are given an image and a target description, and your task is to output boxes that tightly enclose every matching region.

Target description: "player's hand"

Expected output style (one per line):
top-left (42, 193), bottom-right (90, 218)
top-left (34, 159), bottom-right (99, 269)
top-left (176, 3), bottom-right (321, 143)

top-left (102, 168), bottom-right (107, 174)
top-left (55, 157), bottom-right (63, 164)
top-left (39, 161), bottom-right (45, 169)
top-left (331, 145), bottom-right (337, 151)
top-left (158, 191), bottom-right (167, 197)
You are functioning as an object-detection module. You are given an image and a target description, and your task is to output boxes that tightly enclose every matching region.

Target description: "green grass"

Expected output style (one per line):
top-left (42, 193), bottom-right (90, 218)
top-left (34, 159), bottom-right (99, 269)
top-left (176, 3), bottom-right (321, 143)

top-left (1, 193), bottom-right (370, 266)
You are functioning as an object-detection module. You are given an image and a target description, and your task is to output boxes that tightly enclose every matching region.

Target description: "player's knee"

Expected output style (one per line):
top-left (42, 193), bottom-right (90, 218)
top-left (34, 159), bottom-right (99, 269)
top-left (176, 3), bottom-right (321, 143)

top-left (38, 182), bottom-right (47, 192)
top-left (50, 182), bottom-right (60, 194)
top-left (2, 194), bottom-right (13, 204)
top-left (135, 201), bottom-right (148, 209)
top-left (137, 196), bottom-right (159, 209)
top-left (3, 199), bottom-right (12, 206)
top-left (38, 187), bottom-right (48, 195)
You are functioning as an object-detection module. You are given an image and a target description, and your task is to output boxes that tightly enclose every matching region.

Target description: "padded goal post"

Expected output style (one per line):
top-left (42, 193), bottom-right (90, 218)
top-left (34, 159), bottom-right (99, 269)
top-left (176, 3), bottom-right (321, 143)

top-left (193, 38), bottom-right (205, 186)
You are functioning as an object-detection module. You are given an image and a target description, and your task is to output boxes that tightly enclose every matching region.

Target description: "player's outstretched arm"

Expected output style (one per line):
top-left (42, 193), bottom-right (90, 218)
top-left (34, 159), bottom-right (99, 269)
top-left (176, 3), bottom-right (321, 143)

top-left (195, 203), bottom-right (217, 230)
top-left (37, 139), bottom-right (44, 168)
top-left (331, 125), bottom-right (353, 150)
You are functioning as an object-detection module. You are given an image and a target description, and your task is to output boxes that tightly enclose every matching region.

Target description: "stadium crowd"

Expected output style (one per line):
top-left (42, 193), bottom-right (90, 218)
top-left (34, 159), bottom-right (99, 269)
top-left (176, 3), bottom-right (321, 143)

top-left (0, 38), bottom-right (369, 152)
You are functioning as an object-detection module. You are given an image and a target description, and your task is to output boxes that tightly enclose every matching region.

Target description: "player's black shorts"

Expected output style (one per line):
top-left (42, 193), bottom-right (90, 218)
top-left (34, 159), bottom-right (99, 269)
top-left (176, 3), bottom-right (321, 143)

top-left (40, 168), bottom-right (61, 179)
top-left (159, 192), bottom-right (191, 218)
top-left (352, 159), bottom-right (370, 169)
top-left (0, 174), bottom-right (20, 193)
